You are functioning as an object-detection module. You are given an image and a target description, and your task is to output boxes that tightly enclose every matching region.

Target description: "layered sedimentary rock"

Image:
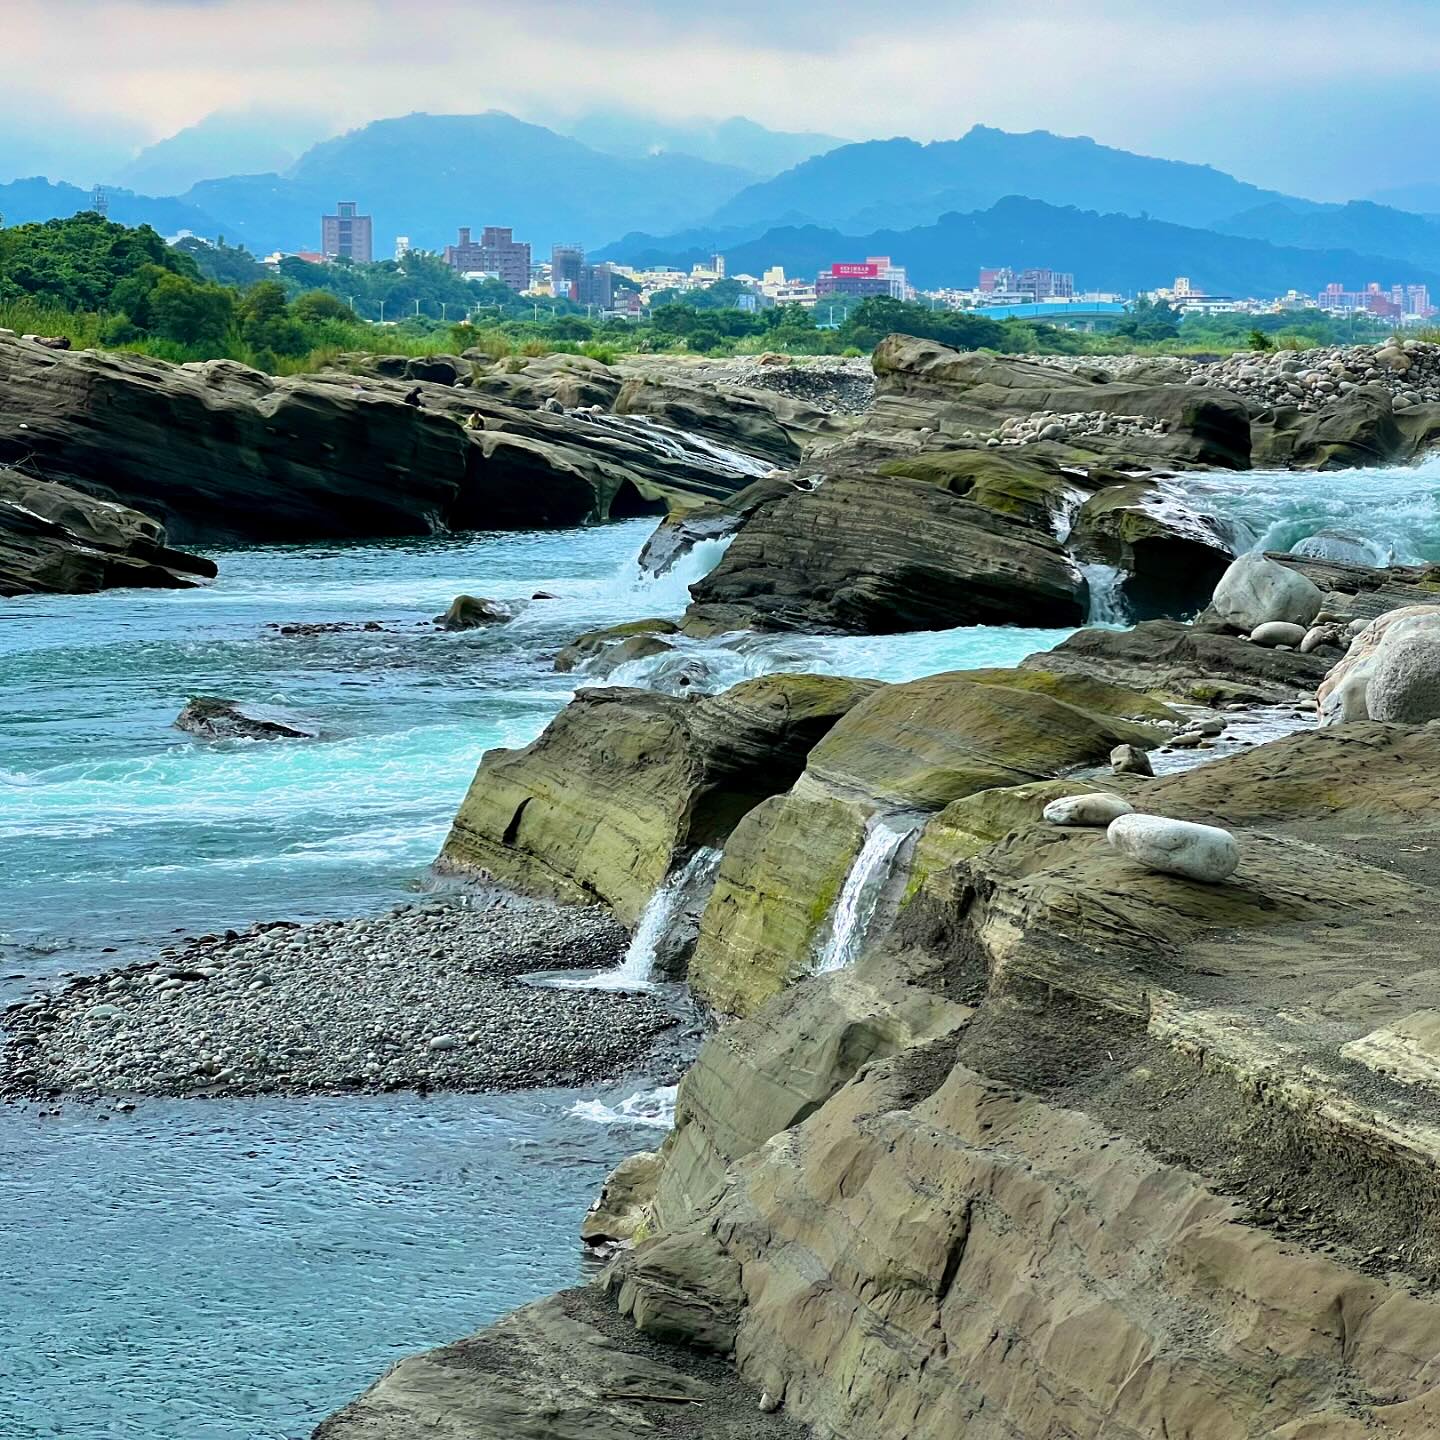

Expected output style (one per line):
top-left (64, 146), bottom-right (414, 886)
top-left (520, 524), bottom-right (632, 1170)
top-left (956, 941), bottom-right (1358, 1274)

top-left (437, 673), bottom-right (878, 926)
top-left (0, 467), bottom-right (214, 595)
top-left (0, 334), bottom-right (769, 546)
top-left (331, 701), bottom-right (1440, 1440)
top-left (688, 667), bottom-right (1173, 1016)
top-left (684, 464), bottom-right (1090, 634)
top-left (868, 336), bottom-right (1255, 469)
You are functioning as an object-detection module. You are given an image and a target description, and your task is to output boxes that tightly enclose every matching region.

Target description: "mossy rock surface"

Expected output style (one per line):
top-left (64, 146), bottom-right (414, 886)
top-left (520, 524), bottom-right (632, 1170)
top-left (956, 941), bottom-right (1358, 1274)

top-left (439, 672), bottom-right (878, 924)
top-left (877, 450), bottom-right (1085, 530)
top-left (689, 667), bottom-right (1169, 1016)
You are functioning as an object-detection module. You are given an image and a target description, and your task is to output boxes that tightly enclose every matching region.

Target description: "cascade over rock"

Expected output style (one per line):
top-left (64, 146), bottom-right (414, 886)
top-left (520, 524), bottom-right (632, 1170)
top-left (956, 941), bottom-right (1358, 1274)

top-left (688, 667), bottom-right (1174, 1016)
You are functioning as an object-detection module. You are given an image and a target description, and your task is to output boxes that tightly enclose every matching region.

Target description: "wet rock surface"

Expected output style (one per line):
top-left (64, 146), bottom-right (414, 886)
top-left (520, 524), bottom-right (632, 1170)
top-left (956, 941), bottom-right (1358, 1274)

top-left (1, 897), bottom-right (681, 1099)
top-left (0, 466), bottom-right (215, 596)
top-left (174, 696), bottom-right (319, 740)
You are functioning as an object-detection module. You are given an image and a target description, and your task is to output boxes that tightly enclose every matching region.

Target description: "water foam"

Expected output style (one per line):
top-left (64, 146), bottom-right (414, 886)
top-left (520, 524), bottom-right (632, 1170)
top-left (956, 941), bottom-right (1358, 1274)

top-left (569, 1084), bottom-right (678, 1129)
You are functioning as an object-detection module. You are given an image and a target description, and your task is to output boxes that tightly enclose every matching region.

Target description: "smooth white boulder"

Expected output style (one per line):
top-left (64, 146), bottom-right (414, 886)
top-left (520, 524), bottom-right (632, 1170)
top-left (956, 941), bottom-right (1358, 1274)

top-left (1211, 553), bottom-right (1323, 633)
top-left (1318, 605), bottom-right (1440, 725)
top-left (1250, 620), bottom-right (1307, 648)
top-left (1367, 631), bottom-right (1440, 722)
top-left (1106, 813), bottom-right (1240, 883)
top-left (1043, 792), bottom-right (1135, 828)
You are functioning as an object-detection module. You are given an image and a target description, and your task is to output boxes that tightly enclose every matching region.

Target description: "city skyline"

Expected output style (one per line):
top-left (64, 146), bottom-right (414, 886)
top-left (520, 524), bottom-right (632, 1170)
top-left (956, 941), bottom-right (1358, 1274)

top-left (7, 0), bottom-right (1440, 205)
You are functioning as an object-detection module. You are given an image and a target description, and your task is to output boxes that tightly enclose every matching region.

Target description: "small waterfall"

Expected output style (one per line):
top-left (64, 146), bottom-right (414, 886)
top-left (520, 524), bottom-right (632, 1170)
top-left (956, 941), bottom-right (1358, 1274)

top-left (532, 847), bottom-right (723, 991)
top-left (814, 815), bottom-right (917, 974)
top-left (1079, 562), bottom-right (1130, 625)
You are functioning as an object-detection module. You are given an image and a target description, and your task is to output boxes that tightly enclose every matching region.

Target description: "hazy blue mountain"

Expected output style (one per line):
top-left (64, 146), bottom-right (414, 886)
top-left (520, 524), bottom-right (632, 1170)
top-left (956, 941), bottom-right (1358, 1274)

top-left (703, 125), bottom-right (1312, 235)
top-left (179, 112), bottom-right (755, 255)
top-left (117, 108), bottom-right (327, 197)
top-left (1368, 182), bottom-right (1440, 219)
top-left (1215, 200), bottom-right (1440, 273)
top-left (551, 110), bottom-right (843, 176)
top-left (0, 177), bottom-right (224, 237)
top-left (612, 196), bottom-right (1440, 297)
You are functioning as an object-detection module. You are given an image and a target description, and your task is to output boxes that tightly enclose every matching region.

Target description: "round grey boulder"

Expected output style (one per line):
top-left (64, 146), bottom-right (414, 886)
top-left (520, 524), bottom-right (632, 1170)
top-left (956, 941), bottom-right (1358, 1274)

top-left (1366, 632), bottom-right (1440, 722)
top-left (1250, 621), bottom-right (1308, 648)
top-left (1110, 742), bottom-right (1154, 777)
top-left (1106, 814), bottom-right (1240, 883)
top-left (1043, 793), bottom-right (1135, 828)
top-left (1211, 553), bottom-right (1323, 633)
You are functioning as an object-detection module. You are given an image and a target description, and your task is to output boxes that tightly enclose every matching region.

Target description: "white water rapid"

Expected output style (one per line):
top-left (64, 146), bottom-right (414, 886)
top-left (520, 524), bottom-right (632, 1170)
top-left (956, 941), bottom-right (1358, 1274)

top-left (814, 815), bottom-right (918, 974)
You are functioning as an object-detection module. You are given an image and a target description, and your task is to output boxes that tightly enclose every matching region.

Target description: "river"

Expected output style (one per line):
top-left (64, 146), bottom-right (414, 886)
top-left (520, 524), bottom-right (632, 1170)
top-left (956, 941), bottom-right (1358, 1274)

top-left (0, 519), bottom-right (1071, 1440)
top-left (9, 457), bottom-right (1437, 1437)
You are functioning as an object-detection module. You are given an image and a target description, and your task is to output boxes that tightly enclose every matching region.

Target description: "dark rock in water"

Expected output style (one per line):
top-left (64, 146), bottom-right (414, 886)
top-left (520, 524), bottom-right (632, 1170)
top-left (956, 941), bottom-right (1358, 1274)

top-left (270, 620), bottom-right (384, 637)
top-left (436, 595), bottom-right (508, 630)
top-left (530, 591), bottom-right (558, 600)
top-left (1068, 479), bottom-right (1233, 619)
top-left (554, 618), bottom-right (679, 673)
top-left (0, 467), bottom-right (214, 597)
top-left (175, 697), bottom-right (317, 741)
top-left (685, 465), bottom-right (1087, 635)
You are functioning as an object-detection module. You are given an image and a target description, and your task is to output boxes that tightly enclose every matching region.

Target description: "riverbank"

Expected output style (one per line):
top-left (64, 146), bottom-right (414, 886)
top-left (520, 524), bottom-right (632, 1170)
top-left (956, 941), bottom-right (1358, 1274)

top-left (1, 894), bottom-right (695, 1100)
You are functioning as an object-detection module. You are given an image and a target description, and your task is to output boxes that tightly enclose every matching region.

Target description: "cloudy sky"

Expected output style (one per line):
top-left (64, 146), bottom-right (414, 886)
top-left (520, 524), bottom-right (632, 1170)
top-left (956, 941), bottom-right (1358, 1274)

top-left (6, 0), bottom-right (1440, 201)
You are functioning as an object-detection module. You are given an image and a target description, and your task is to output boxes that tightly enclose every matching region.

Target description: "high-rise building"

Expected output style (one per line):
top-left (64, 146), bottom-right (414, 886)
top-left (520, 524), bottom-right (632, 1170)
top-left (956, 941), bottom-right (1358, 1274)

top-left (551, 244), bottom-right (585, 295)
top-left (395, 236), bottom-right (412, 261)
top-left (321, 201), bottom-right (373, 263)
top-left (576, 262), bottom-right (614, 310)
top-left (444, 226), bottom-right (532, 292)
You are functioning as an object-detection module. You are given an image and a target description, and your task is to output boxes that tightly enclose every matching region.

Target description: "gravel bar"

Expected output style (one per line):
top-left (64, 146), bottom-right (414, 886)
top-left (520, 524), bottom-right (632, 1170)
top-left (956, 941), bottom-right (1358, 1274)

top-left (1, 896), bottom-right (683, 1101)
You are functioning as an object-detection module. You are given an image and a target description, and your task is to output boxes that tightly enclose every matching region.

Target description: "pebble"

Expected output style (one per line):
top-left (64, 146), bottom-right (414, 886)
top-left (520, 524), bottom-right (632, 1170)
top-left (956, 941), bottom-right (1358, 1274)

top-left (1043, 793), bottom-right (1135, 828)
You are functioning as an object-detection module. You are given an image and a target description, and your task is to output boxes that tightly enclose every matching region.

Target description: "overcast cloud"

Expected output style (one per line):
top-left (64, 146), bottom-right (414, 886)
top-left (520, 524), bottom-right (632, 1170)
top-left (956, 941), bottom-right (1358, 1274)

top-left (5, 0), bottom-right (1440, 200)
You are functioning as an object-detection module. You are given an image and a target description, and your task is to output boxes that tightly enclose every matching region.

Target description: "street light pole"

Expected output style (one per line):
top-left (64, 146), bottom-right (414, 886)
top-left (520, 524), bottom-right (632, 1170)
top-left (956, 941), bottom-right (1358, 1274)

top-left (379, 299), bottom-right (386, 323)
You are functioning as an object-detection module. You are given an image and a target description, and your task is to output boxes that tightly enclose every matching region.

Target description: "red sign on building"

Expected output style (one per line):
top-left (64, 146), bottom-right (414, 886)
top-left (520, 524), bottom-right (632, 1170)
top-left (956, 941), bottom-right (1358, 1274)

top-left (831, 262), bottom-right (881, 278)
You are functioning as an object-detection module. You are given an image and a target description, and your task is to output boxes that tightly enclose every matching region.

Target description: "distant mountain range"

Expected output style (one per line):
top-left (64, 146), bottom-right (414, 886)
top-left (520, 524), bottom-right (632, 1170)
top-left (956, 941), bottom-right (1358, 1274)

top-left (546, 110), bottom-right (842, 177)
top-left (6, 113), bottom-right (1440, 300)
top-left (701, 126), bottom-right (1309, 237)
top-left (612, 196), bottom-right (1440, 300)
top-left (1, 112), bottom-right (764, 257)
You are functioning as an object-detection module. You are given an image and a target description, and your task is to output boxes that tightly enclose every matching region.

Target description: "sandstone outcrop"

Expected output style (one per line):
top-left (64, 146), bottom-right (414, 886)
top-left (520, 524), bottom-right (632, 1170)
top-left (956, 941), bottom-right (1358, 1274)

top-left (0, 466), bottom-right (215, 596)
top-left (437, 674), bottom-right (879, 925)
top-left (332, 718), bottom-right (1440, 1440)
top-left (688, 667), bottom-right (1172, 1016)
top-left (1026, 617), bottom-right (1331, 705)
top-left (0, 334), bottom-right (768, 546)
top-left (869, 336), bottom-right (1254, 469)
top-left (684, 465), bottom-right (1089, 635)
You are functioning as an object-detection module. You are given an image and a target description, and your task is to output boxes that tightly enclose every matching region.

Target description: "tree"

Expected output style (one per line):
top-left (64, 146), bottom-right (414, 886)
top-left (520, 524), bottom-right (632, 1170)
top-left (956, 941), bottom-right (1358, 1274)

top-left (838, 297), bottom-right (1005, 353)
top-left (1113, 296), bottom-right (1180, 342)
top-left (0, 212), bottom-right (197, 309)
top-left (148, 273), bottom-right (236, 348)
top-left (292, 289), bottom-right (355, 324)
top-left (239, 280), bottom-right (308, 357)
